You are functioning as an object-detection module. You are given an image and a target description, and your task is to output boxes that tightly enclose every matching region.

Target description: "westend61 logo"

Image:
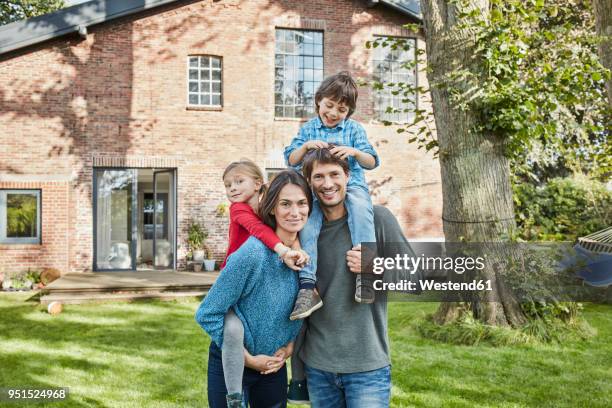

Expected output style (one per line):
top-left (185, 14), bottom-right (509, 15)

top-left (363, 241), bottom-right (609, 303)
top-left (371, 254), bottom-right (486, 275)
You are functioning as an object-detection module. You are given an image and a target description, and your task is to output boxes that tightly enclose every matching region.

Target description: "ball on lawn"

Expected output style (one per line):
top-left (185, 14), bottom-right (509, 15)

top-left (47, 301), bottom-right (63, 315)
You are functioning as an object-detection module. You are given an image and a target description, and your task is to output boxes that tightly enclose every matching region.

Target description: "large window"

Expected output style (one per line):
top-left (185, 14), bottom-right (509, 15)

top-left (188, 55), bottom-right (222, 107)
top-left (0, 190), bottom-right (41, 244)
top-left (373, 37), bottom-right (417, 122)
top-left (275, 29), bottom-right (324, 118)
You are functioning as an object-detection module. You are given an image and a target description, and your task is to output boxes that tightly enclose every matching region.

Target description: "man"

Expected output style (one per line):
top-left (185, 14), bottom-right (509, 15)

top-left (297, 147), bottom-right (417, 407)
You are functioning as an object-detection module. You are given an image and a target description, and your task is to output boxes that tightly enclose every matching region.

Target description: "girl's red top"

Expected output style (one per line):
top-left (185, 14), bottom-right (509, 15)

top-left (220, 202), bottom-right (281, 269)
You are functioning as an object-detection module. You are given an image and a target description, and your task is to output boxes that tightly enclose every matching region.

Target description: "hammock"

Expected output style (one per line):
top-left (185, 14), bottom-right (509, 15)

top-left (576, 226), bottom-right (612, 254)
top-left (573, 226), bottom-right (612, 287)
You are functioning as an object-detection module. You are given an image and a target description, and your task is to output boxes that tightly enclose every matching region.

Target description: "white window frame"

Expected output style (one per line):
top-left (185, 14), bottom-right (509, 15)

top-left (274, 28), bottom-right (324, 119)
top-left (0, 189), bottom-right (41, 244)
top-left (372, 36), bottom-right (418, 123)
top-left (187, 55), bottom-right (223, 107)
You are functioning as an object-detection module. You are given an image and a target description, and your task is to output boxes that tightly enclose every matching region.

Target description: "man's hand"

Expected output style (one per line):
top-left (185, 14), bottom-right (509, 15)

top-left (304, 140), bottom-right (329, 150)
top-left (346, 245), bottom-right (362, 274)
top-left (329, 145), bottom-right (357, 160)
top-left (245, 354), bottom-right (284, 374)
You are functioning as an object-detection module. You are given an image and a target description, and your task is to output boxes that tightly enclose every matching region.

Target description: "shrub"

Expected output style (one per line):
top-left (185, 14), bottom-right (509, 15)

top-left (513, 175), bottom-right (611, 242)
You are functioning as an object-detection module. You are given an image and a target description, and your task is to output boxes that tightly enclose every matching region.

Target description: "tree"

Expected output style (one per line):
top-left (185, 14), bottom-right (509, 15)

top-left (0, 0), bottom-right (64, 26)
top-left (593, 0), bottom-right (612, 105)
top-left (368, 0), bottom-right (610, 329)
top-left (418, 0), bottom-right (526, 327)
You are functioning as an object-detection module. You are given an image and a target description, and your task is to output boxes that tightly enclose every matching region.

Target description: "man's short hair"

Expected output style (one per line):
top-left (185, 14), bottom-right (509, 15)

top-left (302, 144), bottom-right (350, 181)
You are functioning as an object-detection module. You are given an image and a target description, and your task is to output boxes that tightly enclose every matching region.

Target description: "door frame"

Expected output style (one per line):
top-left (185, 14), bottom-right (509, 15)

top-left (153, 169), bottom-right (177, 270)
top-left (92, 167), bottom-right (177, 272)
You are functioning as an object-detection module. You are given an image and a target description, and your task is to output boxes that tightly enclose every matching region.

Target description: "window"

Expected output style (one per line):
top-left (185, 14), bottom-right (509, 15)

top-left (372, 37), bottom-right (417, 122)
top-left (265, 168), bottom-right (285, 183)
top-left (275, 29), bottom-right (324, 118)
top-left (188, 56), bottom-right (222, 107)
top-left (0, 190), bottom-right (41, 244)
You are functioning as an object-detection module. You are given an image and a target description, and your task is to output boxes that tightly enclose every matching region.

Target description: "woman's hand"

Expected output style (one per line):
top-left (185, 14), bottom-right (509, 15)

top-left (260, 342), bottom-right (294, 375)
top-left (245, 354), bottom-right (284, 374)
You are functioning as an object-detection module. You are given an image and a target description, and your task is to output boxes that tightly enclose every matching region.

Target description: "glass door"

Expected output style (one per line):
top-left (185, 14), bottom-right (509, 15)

top-left (94, 169), bottom-right (137, 271)
top-left (153, 170), bottom-right (175, 269)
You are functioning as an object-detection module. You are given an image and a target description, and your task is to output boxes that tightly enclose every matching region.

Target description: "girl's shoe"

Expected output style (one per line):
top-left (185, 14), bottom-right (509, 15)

top-left (226, 392), bottom-right (243, 408)
top-left (287, 379), bottom-right (310, 405)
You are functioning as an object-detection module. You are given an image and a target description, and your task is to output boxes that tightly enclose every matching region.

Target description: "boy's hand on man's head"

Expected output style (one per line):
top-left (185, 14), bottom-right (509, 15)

top-left (304, 140), bottom-right (329, 150)
top-left (330, 145), bottom-right (357, 160)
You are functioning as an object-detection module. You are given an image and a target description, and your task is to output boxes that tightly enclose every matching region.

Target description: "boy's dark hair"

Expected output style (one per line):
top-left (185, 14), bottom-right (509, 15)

top-left (258, 170), bottom-right (312, 230)
top-left (315, 71), bottom-right (358, 118)
top-left (302, 144), bottom-right (350, 182)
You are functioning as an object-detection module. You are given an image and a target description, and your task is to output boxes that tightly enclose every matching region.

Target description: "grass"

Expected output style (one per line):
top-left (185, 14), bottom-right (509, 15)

top-left (0, 294), bottom-right (610, 407)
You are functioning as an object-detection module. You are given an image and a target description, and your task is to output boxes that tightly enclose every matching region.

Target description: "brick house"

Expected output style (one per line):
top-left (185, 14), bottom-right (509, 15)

top-left (0, 0), bottom-right (442, 274)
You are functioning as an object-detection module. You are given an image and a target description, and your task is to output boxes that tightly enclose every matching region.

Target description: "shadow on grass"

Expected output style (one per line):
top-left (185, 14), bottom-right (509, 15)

top-left (0, 294), bottom-right (210, 407)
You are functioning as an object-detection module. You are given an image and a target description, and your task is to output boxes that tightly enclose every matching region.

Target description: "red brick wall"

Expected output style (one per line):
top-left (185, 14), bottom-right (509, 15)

top-left (0, 0), bottom-right (442, 273)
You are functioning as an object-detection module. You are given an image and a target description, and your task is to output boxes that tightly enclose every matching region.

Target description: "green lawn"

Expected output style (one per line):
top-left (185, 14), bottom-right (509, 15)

top-left (0, 293), bottom-right (610, 407)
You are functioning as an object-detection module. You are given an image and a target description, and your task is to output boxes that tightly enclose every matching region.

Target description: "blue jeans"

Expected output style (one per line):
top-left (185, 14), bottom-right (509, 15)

top-left (299, 185), bottom-right (375, 282)
top-left (207, 342), bottom-right (288, 408)
top-left (304, 364), bottom-right (391, 408)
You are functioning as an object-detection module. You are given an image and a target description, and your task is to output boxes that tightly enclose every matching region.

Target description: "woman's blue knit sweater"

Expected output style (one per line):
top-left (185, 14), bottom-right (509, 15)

top-left (195, 237), bottom-right (302, 356)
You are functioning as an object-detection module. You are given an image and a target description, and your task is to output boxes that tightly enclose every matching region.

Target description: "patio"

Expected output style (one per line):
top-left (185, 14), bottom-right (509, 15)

top-left (40, 270), bottom-right (219, 305)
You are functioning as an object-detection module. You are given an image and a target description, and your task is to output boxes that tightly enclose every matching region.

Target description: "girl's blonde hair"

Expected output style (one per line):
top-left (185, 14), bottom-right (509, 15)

top-left (222, 159), bottom-right (267, 196)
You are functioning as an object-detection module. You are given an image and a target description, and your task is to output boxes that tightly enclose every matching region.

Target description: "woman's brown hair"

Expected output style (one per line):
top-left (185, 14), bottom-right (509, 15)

top-left (258, 170), bottom-right (312, 230)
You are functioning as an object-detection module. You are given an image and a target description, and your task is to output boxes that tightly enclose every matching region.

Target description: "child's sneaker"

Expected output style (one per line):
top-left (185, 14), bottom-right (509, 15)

top-left (287, 379), bottom-right (310, 405)
top-left (290, 288), bottom-right (323, 320)
top-left (355, 274), bottom-right (375, 304)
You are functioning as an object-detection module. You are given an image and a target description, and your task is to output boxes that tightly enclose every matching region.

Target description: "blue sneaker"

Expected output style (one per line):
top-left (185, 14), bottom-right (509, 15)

top-left (287, 379), bottom-right (310, 405)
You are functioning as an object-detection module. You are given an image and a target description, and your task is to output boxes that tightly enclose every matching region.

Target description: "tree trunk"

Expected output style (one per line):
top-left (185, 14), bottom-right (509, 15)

top-left (593, 0), bottom-right (612, 106)
top-left (421, 0), bottom-right (526, 327)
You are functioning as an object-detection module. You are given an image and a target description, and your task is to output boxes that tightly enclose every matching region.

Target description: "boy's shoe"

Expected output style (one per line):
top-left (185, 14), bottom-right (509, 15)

top-left (226, 392), bottom-right (243, 408)
top-left (287, 379), bottom-right (310, 405)
top-left (355, 274), bottom-right (375, 304)
top-left (290, 288), bottom-right (323, 320)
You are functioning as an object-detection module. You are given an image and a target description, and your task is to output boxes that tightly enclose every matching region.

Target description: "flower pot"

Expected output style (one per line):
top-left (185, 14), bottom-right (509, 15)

top-left (193, 250), bottom-right (205, 262)
top-left (203, 259), bottom-right (216, 271)
top-left (193, 263), bottom-right (203, 272)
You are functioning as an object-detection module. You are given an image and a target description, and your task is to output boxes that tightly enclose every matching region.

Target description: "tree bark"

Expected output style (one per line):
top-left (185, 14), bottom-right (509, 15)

top-left (421, 0), bottom-right (526, 327)
top-left (593, 0), bottom-right (612, 106)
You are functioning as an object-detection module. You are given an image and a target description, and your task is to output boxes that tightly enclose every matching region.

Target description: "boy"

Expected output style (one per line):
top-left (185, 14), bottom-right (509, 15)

top-left (284, 71), bottom-right (379, 319)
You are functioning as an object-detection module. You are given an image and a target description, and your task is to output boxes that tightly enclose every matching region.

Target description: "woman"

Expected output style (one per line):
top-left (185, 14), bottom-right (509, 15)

top-left (195, 170), bottom-right (312, 408)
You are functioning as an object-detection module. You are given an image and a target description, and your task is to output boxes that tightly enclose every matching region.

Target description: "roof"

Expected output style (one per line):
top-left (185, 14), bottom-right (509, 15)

top-left (377, 0), bottom-right (421, 20)
top-left (0, 0), bottom-right (422, 56)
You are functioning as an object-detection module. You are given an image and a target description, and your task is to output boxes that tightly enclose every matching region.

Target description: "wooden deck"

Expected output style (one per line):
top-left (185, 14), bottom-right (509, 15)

top-left (40, 270), bottom-right (219, 305)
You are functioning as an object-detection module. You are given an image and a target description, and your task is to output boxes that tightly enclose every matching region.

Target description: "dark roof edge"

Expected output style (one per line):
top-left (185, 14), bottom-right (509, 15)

top-left (0, 0), bottom-right (181, 55)
top-left (375, 0), bottom-right (422, 21)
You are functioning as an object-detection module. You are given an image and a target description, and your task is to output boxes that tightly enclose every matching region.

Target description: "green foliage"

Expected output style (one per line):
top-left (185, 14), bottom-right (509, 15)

top-left (0, 0), bottom-right (64, 25)
top-left (6, 194), bottom-right (37, 237)
top-left (187, 221), bottom-right (208, 251)
top-left (4, 269), bottom-right (41, 290)
top-left (368, 0), bottom-right (611, 177)
top-left (417, 305), bottom-right (595, 346)
top-left (513, 175), bottom-right (611, 241)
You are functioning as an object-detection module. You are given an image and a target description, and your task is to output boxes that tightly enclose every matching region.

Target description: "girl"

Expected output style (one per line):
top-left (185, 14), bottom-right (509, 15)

top-left (217, 160), bottom-right (307, 407)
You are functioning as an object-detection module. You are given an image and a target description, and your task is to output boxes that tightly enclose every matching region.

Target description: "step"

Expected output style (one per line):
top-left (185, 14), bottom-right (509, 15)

top-left (40, 290), bottom-right (209, 305)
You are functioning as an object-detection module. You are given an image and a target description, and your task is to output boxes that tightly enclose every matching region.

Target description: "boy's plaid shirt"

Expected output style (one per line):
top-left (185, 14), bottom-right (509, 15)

top-left (284, 116), bottom-right (379, 189)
